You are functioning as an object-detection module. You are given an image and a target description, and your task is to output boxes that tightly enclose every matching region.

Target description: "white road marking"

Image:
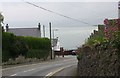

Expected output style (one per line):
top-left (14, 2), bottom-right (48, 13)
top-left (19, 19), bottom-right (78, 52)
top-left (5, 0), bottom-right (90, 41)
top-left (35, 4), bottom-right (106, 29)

top-left (45, 64), bottom-right (76, 77)
top-left (55, 64), bottom-right (62, 66)
top-left (2, 56), bottom-right (76, 71)
top-left (2, 62), bottom-right (49, 71)
top-left (46, 72), bottom-right (53, 76)
top-left (3, 56), bottom-right (77, 77)
top-left (9, 68), bottom-right (37, 76)
top-left (10, 74), bottom-right (17, 76)
top-left (46, 67), bottom-right (64, 77)
top-left (23, 68), bottom-right (36, 72)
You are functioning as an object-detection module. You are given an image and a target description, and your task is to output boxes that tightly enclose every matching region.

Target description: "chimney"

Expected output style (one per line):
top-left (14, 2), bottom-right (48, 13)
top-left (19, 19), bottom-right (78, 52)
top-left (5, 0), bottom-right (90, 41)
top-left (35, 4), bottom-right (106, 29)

top-left (6, 24), bottom-right (9, 32)
top-left (118, 1), bottom-right (120, 19)
top-left (38, 23), bottom-right (41, 30)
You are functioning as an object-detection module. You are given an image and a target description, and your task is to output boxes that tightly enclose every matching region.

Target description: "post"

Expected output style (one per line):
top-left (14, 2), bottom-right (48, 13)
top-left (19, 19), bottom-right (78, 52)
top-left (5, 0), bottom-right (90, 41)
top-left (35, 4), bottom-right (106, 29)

top-left (118, 1), bottom-right (120, 19)
top-left (49, 22), bottom-right (52, 59)
top-left (60, 47), bottom-right (64, 57)
top-left (43, 25), bottom-right (45, 37)
top-left (38, 23), bottom-right (41, 37)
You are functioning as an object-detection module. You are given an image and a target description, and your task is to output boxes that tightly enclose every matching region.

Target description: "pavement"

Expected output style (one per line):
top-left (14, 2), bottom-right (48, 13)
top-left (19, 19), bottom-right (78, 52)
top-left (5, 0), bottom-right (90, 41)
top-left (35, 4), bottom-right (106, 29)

top-left (2, 55), bottom-right (78, 78)
top-left (0, 66), bottom-right (2, 78)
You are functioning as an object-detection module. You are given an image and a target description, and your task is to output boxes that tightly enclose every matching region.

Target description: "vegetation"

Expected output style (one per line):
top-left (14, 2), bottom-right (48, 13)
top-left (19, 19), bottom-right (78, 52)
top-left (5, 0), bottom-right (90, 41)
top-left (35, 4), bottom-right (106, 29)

top-left (85, 19), bottom-right (120, 50)
top-left (1, 13), bottom-right (51, 64)
top-left (77, 19), bottom-right (120, 76)
top-left (2, 32), bottom-right (51, 62)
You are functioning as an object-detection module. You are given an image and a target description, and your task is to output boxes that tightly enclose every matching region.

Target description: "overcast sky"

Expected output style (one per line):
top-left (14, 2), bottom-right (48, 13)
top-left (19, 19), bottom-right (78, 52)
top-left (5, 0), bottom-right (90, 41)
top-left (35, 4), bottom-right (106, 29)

top-left (0, 0), bottom-right (120, 2)
top-left (0, 1), bottom-right (119, 28)
top-left (0, 0), bottom-right (120, 49)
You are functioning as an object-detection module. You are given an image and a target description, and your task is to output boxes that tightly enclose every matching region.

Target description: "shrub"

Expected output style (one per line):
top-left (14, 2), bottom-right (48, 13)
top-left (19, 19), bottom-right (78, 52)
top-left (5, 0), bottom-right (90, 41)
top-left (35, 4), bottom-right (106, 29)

top-left (26, 49), bottom-right (49, 60)
top-left (2, 32), bottom-right (51, 62)
top-left (22, 37), bottom-right (51, 50)
top-left (10, 36), bottom-right (29, 58)
top-left (2, 32), bottom-right (15, 62)
top-left (2, 50), bottom-right (11, 62)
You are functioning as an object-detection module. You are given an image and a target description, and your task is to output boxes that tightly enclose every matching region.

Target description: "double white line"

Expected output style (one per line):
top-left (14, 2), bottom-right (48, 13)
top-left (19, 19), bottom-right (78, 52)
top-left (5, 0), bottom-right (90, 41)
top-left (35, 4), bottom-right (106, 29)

top-left (45, 64), bottom-right (75, 78)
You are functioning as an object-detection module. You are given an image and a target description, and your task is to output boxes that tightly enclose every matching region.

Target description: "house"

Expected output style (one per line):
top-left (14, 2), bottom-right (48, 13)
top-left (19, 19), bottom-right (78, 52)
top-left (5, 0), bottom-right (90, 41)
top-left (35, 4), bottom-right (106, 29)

top-left (52, 37), bottom-right (60, 51)
top-left (5, 23), bottom-right (41, 38)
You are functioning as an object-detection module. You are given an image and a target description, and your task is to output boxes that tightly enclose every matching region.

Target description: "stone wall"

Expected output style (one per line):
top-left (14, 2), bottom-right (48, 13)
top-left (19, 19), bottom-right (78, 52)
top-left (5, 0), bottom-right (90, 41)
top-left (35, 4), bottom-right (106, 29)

top-left (77, 45), bottom-right (120, 76)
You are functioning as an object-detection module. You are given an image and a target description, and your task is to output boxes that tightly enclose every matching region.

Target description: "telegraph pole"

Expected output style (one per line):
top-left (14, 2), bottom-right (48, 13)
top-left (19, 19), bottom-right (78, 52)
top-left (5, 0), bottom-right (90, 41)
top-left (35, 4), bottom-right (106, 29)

top-left (49, 22), bottom-right (52, 59)
top-left (118, 1), bottom-right (120, 19)
top-left (43, 25), bottom-right (45, 37)
top-left (38, 23), bottom-right (41, 37)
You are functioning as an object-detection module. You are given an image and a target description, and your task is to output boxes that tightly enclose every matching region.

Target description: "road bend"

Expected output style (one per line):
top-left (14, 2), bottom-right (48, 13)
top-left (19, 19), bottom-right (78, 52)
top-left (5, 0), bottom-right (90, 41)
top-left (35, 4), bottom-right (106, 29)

top-left (2, 55), bottom-right (77, 77)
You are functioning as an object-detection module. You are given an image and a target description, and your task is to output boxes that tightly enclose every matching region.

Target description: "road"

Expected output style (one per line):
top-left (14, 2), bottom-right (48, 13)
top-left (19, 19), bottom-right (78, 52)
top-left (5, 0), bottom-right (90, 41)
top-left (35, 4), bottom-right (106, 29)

top-left (2, 55), bottom-right (77, 78)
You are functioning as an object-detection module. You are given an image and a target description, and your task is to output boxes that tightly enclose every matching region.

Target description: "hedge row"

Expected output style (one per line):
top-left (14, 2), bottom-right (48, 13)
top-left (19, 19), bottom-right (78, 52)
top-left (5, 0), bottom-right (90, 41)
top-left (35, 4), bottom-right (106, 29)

top-left (2, 32), bottom-right (51, 62)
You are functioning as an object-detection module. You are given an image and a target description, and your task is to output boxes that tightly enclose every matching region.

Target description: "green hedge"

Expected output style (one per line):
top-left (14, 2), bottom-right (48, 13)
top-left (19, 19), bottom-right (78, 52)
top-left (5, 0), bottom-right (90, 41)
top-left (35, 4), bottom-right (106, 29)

top-left (26, 49), bottom-right (49, 60)
top-left (2, 32), bottom-right (51, 62)
top-left (2, 32), bottom-right (15, 61)
top-left (22, 37), bottom-right (51, 50)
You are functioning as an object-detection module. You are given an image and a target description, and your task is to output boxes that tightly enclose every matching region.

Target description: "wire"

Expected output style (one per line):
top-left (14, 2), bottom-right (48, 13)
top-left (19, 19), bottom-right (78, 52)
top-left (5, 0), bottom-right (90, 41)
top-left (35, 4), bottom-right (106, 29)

top-left (22, 0), bottom-right (94, 26)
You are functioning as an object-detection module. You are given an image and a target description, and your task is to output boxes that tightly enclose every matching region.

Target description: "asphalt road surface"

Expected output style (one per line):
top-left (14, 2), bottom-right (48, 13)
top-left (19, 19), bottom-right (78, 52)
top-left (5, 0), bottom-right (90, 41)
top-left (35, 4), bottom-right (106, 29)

top-left (2, 55), bottom-right (78, 78)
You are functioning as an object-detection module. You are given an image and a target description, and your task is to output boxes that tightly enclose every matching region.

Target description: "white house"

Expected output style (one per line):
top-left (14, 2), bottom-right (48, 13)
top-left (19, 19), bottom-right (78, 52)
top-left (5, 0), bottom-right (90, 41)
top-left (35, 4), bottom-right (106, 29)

top-left (52, 37), bottom-right (60, 51)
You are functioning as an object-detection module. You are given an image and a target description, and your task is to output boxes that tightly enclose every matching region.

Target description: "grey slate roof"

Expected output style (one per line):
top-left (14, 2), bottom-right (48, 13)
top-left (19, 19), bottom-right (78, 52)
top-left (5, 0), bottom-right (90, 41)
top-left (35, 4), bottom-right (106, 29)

top-left (7, 28), bottom-right (41, 38)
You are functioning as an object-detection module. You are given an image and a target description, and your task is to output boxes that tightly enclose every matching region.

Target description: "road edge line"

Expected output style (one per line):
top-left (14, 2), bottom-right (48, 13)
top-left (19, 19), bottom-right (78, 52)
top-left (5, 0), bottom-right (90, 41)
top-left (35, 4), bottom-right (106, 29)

top-left (45, 65), bottom-right (74, 77)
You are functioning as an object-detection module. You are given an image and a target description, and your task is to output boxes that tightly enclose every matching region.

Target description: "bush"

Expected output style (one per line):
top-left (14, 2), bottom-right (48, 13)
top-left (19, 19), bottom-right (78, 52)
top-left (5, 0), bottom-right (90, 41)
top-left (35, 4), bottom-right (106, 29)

top-left (22, 37), bottom-right (51, 59)
top-left (2, 32), bottom-right (51, 62)
top-left (10, 36), bottom-right (29, 58)
top-left (2, 50), bottom-right (11, 62)
top-left (2, 32), bottom-right (15, 50)
top-left (26, 49), bottom-right (49, 60)
top-left (22, 37), bottom-right (51, 50)
top-left (2, 32), bottom-right (15, 62)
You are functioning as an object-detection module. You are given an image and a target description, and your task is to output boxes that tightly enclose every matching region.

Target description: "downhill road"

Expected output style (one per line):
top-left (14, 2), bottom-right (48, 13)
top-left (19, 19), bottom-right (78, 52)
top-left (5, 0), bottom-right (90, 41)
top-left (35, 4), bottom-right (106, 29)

top-left (2, 55), bottom-right (77, 77)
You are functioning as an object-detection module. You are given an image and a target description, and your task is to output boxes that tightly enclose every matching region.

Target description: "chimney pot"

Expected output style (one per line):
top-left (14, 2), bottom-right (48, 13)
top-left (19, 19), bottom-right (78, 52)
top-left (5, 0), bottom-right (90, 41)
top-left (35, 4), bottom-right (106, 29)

top-left (38, 23), bottom-right (41, 30)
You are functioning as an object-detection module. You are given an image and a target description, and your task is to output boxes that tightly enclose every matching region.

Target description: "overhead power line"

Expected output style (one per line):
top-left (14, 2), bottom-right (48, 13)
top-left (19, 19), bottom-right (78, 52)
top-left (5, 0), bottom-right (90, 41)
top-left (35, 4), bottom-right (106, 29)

top-left (23, 1), bottom-right (93, 26)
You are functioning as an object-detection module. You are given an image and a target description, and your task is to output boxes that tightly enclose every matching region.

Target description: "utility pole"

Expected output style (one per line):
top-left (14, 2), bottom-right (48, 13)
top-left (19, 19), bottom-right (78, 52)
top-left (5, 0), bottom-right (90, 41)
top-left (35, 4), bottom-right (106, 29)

top-left (53, 30), bottom-right (54, 39)
top-left (49, 22), bottom-right (52, 59)
top-left (43, 25), bottom-right (45, 37)
top-left (118, 1), bottom-right (120, 18)
top-left (38, 23), bottom-right (41, 37)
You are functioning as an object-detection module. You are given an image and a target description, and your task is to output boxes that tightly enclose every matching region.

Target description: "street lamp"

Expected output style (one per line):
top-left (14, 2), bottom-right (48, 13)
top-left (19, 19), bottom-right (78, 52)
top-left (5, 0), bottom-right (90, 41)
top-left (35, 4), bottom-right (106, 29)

top-left (52, 29), bottom-right (58, 39)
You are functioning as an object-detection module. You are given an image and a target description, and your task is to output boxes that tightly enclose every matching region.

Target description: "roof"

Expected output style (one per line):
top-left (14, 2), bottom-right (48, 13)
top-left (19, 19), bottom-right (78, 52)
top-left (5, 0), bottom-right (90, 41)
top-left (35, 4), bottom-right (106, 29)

top-left (7, 28), bottom-right (41, 38)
